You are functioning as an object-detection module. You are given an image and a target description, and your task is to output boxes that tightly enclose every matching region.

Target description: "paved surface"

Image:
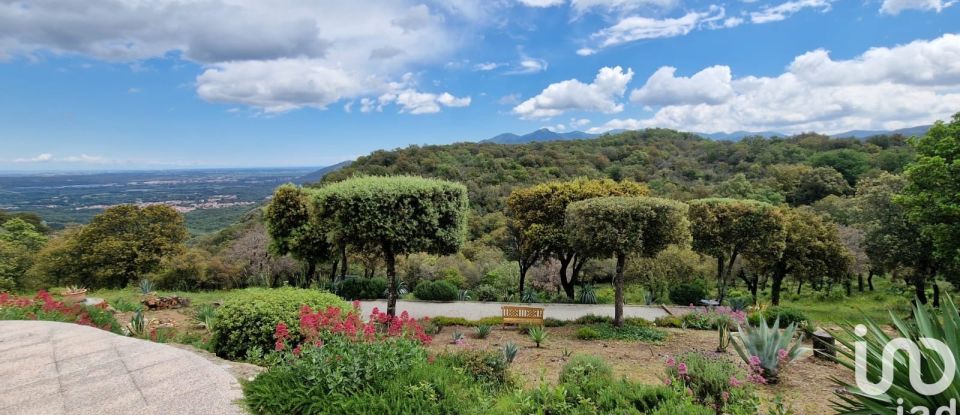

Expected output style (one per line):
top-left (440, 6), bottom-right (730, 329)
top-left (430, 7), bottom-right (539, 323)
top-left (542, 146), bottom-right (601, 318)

top-left (0, 321), bottom-right (245, 415)
top-left (358, 300), bottom-right (677, 321)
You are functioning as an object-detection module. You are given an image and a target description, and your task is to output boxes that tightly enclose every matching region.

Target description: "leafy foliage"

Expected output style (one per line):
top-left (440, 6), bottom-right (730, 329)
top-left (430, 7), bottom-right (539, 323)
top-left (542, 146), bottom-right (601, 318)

top-left (211, 287), bottom-right (347, 360)
top-left (732, 317), bottom-right (807, 384)
top-left (0, 291), bottom-right (121, 333)
top-left (335, 276), bottom-right (387, 300)
top-left (413, 279), bottom-right (459, 301)
top-left (669, 282), bottom-right (708, 305)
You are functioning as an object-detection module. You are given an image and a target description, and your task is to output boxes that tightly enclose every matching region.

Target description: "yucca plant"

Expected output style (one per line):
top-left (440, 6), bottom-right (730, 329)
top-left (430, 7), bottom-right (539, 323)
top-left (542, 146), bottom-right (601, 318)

top-left (138, 279), bottom-right (154, 295)
top-left (503, 342), bottom-right (519, 363)
top-left (451, 331), bottom-right (465, 345)
top-left (458, 289), bottom-right (472, 301)
top-left (731, 316), bottom-right (807, 384)
top-left (194, 304), bottom-right (217, 330)
top-left (475, 324), bottom-right (491, 339)
top-left (129, 310), bottom-right (146, 338)
top-left (577, 284), bottom-right (597, 304)
top-left (716, 315), bottom-right (732, 353)
top-left (831, 297), bottom-right (960, 414)
top-left (528, 326), bottom-right (547, 348)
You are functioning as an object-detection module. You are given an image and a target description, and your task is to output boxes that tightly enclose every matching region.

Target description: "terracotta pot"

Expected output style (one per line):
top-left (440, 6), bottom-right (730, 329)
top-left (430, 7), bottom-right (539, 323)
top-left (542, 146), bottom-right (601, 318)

top-left (61, 290), bottom-right (87, 305)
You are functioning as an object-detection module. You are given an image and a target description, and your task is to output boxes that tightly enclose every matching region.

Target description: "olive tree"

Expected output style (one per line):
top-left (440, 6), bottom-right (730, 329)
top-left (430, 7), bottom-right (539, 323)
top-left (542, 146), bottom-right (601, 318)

top-left (688, 199), bottom-right (785, 304)
top-left (508, 178), bottom-right (648, 300)
top-left (566, 197), bottom-right (690, 326)
top-left (313, 176), bottom-right (468, 315)
top-left (264, 184), bottom-right (332, 287)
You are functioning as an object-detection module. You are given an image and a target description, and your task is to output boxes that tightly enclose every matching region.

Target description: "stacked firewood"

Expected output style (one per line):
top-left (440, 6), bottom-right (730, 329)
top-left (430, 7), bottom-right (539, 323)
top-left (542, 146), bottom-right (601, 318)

top-left (141, 295), bottom-right (191, 310)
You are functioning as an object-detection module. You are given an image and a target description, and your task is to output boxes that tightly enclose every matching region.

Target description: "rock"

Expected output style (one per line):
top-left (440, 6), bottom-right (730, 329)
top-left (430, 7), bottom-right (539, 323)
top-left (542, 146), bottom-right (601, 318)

top-left (82, 297), bottom-right (116, 312)
top-left (141, 295), bottom-right (191, 310)
top-left (812, 329), bottom-right (836, 360)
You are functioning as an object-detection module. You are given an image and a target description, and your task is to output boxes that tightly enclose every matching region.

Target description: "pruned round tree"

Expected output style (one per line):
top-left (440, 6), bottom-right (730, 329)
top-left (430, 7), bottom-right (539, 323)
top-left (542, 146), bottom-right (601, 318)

top-left (507, 178), bottom-right (649, 299)
top-left (566, 196), bottom-right (690, 326)
top-left (688, 198), bottom-right (785, 304)
top-left (313, 176), bottom-right (469, 315)
top-left (264, 184), bottom-right (332, 287)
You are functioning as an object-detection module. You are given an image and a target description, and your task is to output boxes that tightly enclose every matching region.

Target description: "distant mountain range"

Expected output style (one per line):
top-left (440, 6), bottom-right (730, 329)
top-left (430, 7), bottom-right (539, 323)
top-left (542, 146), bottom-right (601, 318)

top-left (295, 160), bottom-right (352, 184)
top-left (482, 125), bottom-right (931, 144)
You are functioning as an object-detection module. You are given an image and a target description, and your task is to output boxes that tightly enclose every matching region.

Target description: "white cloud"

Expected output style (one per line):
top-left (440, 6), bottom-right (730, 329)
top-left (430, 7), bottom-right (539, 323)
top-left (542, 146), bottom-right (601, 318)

top-left (576, 48), bottom-right (597, 56)
top-left (14, 153), bottom-right (54, 163)
top-left (0, 0), bottom-right (473, 114)
top-left (571, 118), bottom-right (591, 128)
top-left (750, 0), bottom-right (832, 24)
top-left (590, 34), bottom-right (960, 135)
top-left (517, 0), bottom-right (567, 7)
top-left (127, 87), bottom-right (141, 94)
top-left (507, 57), bottom-right (549, 74)
top-left (629, 65), bottom-right (735, 106)
top-left (570, 0), bottom-right (680, 15)
top-left (880, 0), bottom-right (956, 14)
top-left (513, 66), bottom-right (633, 119)
top-left (474, 62), bottom-right (501, 71)
top-left (589, 6), bottom-right (726, 49)
top-left (498, 93), bottom-right (522, 105)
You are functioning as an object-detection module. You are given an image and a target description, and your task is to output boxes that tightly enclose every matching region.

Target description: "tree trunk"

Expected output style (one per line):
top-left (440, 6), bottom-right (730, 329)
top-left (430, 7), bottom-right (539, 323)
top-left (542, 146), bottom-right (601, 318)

top-left (795, 280), bottom-right (803, 296)
top-left (558, 254), bottom-right (575, 300)
top-left (305, 262), bottom-right (316, 288)
top-left (569, 255), bottom-right (587, 300)
top-left (614, 254), bottom-right (626, 327)
top-left (914, 274), bottom-right (927, 305)
top-left (857, 273), bottom-right (864, 292)
top-left (739, 271), bottom-right (758, 303)
top-left (771, 268), bottom-right (785, 306)
top-left (867, 272), bottom-right (875, 291)
top-left (340, 245), bottom-right (348, 278)
top-left (715, 256), bottom-right (725, 305)
top-left (845, 277), bottom-right (852, 297)
top-left (933, 282), bottom-right (941, 308)
top-left (384, 244), bottom-right (398, 316)
top-left (518, 263), bottom-right (528, 296)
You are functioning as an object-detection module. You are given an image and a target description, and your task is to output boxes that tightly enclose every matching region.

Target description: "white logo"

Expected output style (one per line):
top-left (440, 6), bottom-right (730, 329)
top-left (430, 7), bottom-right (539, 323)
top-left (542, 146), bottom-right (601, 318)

top-left (853, 324), bottom-right (957, 397)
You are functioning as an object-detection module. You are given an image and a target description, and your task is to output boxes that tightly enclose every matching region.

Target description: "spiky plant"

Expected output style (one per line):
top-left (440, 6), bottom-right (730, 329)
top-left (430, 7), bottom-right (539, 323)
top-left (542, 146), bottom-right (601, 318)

top-left (831, 297), bottom-right (960, 414)
top-left (195, 304), bottom-right (217, 330)
top-left (528, 326), bottom-right (547, 348)
top-left (474, 324), bottom-right (491, 339)
top-left (503, 342), bottom-right (519, 363)
top-left (731, 316), bottom-right (807, 384)
top-left (577, 284), bottom-right (598, 304)
top-left (138, 279), bottom-right (154, 295)
top-left (451, 331), bottom-right (465, 345)
top-left (521, 287), bottom-right (538, 303)
top-left (129, 310), bottom-right (146, 337)
top-left (716, 315), bottom-right (732, 353)
top-left (458, 289), bottom-right (472, 301)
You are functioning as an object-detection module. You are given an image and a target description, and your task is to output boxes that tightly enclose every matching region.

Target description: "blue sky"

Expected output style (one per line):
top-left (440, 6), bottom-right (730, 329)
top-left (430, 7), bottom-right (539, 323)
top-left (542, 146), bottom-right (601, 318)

top-left (1, 0), bottom-right (959, 171)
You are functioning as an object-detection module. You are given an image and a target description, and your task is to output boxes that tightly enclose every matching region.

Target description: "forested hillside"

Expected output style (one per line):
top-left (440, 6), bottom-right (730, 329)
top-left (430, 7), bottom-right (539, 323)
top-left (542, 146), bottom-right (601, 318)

top-left (321, 128), bottom-right (915, 213)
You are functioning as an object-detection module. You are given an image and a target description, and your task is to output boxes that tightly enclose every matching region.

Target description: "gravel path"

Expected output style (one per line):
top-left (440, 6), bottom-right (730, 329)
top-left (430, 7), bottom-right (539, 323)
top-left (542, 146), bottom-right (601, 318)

top-left (0, 320), bottom-right (245, 415)
top-left (358, 300), bottom-right (676, 321)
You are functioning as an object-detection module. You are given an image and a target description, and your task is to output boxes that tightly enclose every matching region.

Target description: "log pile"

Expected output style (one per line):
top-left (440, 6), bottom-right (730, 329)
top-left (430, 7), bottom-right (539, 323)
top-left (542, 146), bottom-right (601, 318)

top-left (141, 295), bottom-right (191, 310)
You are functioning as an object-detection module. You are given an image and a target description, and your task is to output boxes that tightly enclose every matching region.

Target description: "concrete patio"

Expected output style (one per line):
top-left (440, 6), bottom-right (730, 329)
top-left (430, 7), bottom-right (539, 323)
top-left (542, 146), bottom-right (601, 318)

top-left (0, 320), bottom-right (245, 415)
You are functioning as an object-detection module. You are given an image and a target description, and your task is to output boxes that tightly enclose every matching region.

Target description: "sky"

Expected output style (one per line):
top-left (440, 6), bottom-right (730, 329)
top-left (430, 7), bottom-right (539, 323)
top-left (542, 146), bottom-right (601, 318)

top-left (0, 0), bottom-right (959, 171)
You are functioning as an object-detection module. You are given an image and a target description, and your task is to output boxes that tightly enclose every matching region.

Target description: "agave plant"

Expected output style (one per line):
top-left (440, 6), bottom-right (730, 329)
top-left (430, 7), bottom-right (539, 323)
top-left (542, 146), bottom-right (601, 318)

top-left (458, 289), bottom-right (472, 301)
top-left (503, 342), bottom-right (519, 363)
top-left (397, 281), bottom-right (409, 297)
top-left (138, 279), bottom-right (154, 295)
top-left (716, 315), bottom-right (732, 353)
top-left (474, 324), bottom-right (491, 339)
top-left (731, 316), bottom-right (807, 384)
top-left (194, 304), bottom-right (217, 330)
top-left (831, 297), bottom-right (960, 414)
top-left (576, 284), bottom-right (597, 304)
top-left (528, 326), bottom-right (547, 348)
top-left (451, 331), bottom-right (465, 345)
top-left (129, 310), bottom-right (146, 337)
top-left (63, 285), bottom-right (87, 295)
top-left (521, 287), bottom-right (538, 303)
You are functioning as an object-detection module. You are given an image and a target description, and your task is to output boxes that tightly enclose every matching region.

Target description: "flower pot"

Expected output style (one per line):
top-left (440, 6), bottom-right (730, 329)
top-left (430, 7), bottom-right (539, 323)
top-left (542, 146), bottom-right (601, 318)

top-left (61, 290), bottom-right (87, 305)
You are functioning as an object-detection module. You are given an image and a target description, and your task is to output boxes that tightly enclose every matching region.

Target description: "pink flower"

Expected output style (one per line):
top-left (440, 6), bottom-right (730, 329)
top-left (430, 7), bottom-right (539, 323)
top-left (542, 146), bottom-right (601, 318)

top-left (777, 348), bottom-right (789, 362)
top-left (749, 355), bottom-right (762, 367)
top-left (352, 300), bottom-right (361, 310)
top-left (722, 391), bottom-right (730, 401)
top-left (664, 378), bottom-right (672, 386)
top-left (729, 376), bottom-right (743, 387)
top-left (677, 363), bottom-right (688, 376)
top-left (666, 357), bottom-right (676, 366)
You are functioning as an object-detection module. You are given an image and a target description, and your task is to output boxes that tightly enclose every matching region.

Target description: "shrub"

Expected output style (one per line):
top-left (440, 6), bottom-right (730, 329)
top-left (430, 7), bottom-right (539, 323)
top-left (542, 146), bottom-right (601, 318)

top-left (574, 314), bottom-right (613, 325)
top-left (528, 326), bottom-right (547, 347)
top-left (474, 324), bottom-right (491, 339)
top-left (669, 282), bottom-right (707, 305)
top-left (502, 342), bottom-right (519, 363)
top-left (336, 277), bottom-right (388, 300)
top-left (212, 287), bottom-right (348, 360)
top-left (833, 296), bottom-right (960, 414)
top-left (731, 316), bottom-right (807, 384)
top-left (576, 323), bottom-right (667, 342)
top-left (655, 315), bottom-right (684, 328)
top-left (473, 284), bottom-right (499, 301)
top-left (559, 355), bottom-right (613, 385)
top-left (439, 349), bottom-right (510, 389)
top-left (748, 306), bottom-right (810, 331)
top-left (577, 284), bottom-right (598, 304)
top-left (543, 317), bottom-right (566, 327)
top-left (664, 352), bottom-right (752, 414)
top-left (0, 291), bottom-right (121, 334)
top-left (413, 280), bottom-right (458, 301)
top-left (430, 316), bottom-right (503, 327)
top-left (576, 326), bottom-right (601, 340)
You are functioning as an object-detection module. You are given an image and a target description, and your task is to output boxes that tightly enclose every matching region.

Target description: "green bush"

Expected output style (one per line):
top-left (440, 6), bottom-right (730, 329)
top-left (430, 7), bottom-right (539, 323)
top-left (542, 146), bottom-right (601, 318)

top-left (748, 306), bottom-right (811, 330)
top-left (576, 326), bottom-right (601, 340)
top-left (473, 284), bottom-right (499, 301)
top-left (430, 316), bottom-right (502, 327)
top-left (654, 315), bottom-right (684, 328)
top-left (665, 352), bottom-right (748, 413)
top-left (669, 282), bottom-right (707, 305)
top-left (212, 287), bottom-right (348, 360)
top-left (336, 277), bottom-right (387, 300)
top-left (559, 355), bottom-right (613, 385)
top-left (543, 317), bottom-right (566, 327)
top-left (576, 323), bottom-right (667, 342)
top-left (439, 349), bottom-right (510, 389)
top-left (413, 280), bottom-right (458, 301)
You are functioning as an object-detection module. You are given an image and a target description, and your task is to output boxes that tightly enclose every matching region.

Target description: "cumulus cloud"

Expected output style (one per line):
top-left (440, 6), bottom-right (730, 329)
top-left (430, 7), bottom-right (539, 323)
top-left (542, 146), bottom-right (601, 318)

top-left (750, 0), bottom-right (832, 24)
top-left (0, 0), bottom-right (472, 114)
top-left (589, 6), bottom-right (726, 49)
top-left (507, 57), bottom-right (549, 74)
top-left (591, 34), bottom-right (960, 134)
top-left (513, 66), bottom-right (633, 119)
top-left (630, 66), bottom-right (735, 106)
top-left (880, 0), bottom-right (956, 14)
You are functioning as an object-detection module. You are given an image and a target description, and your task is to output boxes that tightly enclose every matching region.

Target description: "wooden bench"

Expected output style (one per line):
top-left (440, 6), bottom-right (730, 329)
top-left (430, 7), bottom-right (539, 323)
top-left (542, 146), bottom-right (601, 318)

top-left (501, 305), bottom-right (544, 327)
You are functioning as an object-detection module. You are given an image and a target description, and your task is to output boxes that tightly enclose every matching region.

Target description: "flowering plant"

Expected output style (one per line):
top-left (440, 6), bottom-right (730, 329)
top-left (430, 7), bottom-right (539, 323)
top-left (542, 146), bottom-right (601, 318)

top-left (664, 351), bottom-right (758, 415)
top-left (0, 291), bottom-right (120, 333)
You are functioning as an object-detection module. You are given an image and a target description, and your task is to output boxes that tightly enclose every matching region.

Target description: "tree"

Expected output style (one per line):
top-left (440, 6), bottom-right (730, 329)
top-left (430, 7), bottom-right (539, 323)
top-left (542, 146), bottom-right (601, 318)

top-left (566, 197), bottom-right (689, 326)
top-left (264, 184), bottom-right (334, 287)
top-left (809, 149), bottom-right (871, 185)
top-left (70, 205), bottom-right (187, 288)
top-left (313, 176), bottom-right (469, 315)
top-left (507, 178), bottom-right (648, 300)
top-left (0, 218), bottom-right (48, 291)
top-left (688, 198), bottom-right (785, 304)
top-left (900, 113), bottom-right (960, 272)
top-left (746, 208), bottom-right (851, 305)
top-left (769, 164), bottom-right (851, 205)
top-left (857, 173), bottom-right (938, 304)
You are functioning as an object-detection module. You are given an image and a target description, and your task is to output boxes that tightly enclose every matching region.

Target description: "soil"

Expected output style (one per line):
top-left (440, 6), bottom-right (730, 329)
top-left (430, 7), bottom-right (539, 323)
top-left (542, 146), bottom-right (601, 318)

top-left (427, 325), bottom-right (853, 415)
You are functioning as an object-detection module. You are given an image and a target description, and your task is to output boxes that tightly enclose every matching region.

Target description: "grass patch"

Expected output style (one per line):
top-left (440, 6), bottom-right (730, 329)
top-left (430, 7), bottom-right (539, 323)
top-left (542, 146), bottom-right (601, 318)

top-left (576, 323), bottom-right (666, 342)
